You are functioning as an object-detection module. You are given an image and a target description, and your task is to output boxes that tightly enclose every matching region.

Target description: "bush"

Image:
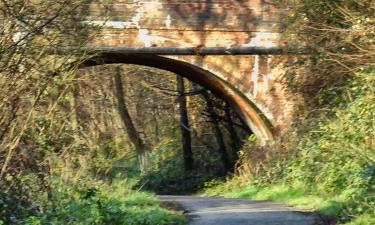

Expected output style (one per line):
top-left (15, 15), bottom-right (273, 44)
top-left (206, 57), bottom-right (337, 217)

top-left (203, 1), bottom-right (375, 224)
top-left (136, 137), bottom-right (224, 194)
top-left (19, 179), bottom-right (186, 225)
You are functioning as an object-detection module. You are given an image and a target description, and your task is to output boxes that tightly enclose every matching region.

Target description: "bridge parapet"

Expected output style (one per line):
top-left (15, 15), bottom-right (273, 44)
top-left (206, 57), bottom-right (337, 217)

top-left (83, 0), bottom-right (284, 48)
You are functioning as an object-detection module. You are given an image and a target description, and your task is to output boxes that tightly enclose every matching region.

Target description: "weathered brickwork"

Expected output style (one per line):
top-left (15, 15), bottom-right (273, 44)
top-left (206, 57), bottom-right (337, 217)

top-left (81, 0), bottom-right (298, 144)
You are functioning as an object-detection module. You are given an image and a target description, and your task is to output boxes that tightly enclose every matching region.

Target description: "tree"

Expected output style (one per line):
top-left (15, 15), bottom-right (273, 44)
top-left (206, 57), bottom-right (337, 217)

top-left (0, 0), bottom-right (96, 222)
top-left (114, 66), bottom-right (146, 151)
top-left (176, 75), bottom-right (194, 171)
top-left (224, 103), bottom-right (241, 163)
top-left (201, 90), bottom-right (231, 171)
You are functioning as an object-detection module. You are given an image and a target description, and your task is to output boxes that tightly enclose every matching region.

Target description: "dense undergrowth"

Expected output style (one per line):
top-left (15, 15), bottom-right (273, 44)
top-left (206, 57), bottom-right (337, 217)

top-left (203, 71), bottom-right (374, 224)
top-left (203, 0), bottom-right (374, 224)
top-left (1, 178), bottom-right (185, 225)
top-left (136, 135), bottom-right (227, 195)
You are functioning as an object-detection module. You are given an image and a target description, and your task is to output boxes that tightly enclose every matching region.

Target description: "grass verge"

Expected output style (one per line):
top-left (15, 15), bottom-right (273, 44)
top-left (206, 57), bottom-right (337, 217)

top-left (13, 178), bottom-right (187, 225)
top-left (202, 179), bottom-right (375, 225)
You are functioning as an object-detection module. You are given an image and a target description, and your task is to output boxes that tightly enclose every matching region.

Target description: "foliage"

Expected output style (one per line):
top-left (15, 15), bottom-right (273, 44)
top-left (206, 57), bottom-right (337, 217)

top-left (135, 134), bottom-right (226, 194)
top-left (203, 0), bottom-right (374, 224)
top-left (277, 2), bottom-right (375, 223)
top-left (0, 2), bottom-right (254, 225)
top-left (0, 1), bottom-right (98, 222)
top-left (15, 178), bottom-right (186, 225)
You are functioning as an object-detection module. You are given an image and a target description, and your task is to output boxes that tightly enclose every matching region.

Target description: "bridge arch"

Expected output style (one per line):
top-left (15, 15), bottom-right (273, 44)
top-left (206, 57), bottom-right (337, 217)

top-left (81, 53), bottom-right (274, 145)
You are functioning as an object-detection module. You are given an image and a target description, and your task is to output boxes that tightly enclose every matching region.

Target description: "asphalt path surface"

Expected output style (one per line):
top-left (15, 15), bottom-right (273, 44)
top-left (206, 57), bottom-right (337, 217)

top-left (160, 195), bottom-right (317, 225)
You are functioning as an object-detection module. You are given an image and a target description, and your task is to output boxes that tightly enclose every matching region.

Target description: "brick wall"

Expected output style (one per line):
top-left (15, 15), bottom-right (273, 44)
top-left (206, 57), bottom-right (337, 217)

top-left (82, 0), bottom-right (298, 144)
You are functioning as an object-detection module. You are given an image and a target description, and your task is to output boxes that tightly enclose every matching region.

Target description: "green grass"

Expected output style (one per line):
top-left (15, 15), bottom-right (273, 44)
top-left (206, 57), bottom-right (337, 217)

top-left (345, 214), bottom-right (375, 225)
top-left (200, 70), bottom-right (375, 225)
top-left (203, 181), bottom-right (325, 210)
top-left (202, 179), bottom-right (375, 225)
top-left (19, 179), bottom-right (187, 225)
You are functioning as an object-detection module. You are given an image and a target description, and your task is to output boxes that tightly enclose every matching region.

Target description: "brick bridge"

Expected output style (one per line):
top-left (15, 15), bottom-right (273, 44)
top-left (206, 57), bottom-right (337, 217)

top-left (80, 0), bottom-right (300, 145)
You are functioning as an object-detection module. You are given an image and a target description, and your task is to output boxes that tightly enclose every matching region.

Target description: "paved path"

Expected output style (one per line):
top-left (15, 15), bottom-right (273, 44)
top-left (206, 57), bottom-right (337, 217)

top-left (160, 195), bottom-right (317, 225)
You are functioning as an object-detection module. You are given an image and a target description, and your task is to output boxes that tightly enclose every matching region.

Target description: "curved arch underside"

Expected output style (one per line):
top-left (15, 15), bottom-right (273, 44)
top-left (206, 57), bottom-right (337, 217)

top-left (82, 53), bottom-right (274, 145)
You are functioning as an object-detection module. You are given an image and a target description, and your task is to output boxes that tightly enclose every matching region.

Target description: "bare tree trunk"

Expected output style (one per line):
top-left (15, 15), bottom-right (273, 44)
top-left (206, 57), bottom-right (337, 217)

top-left (224, 103), bottom-right (240, 163)
top-left (152, 110), bottom-right (160, 144)
top-left (114, 66), bottom-right (145, 152)
top-left (70, 77), bottom-right (80, 143)
top-left (176, 75), bottom-right (194, 171)
top-left (201, 90), bottom-right (232, 172)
